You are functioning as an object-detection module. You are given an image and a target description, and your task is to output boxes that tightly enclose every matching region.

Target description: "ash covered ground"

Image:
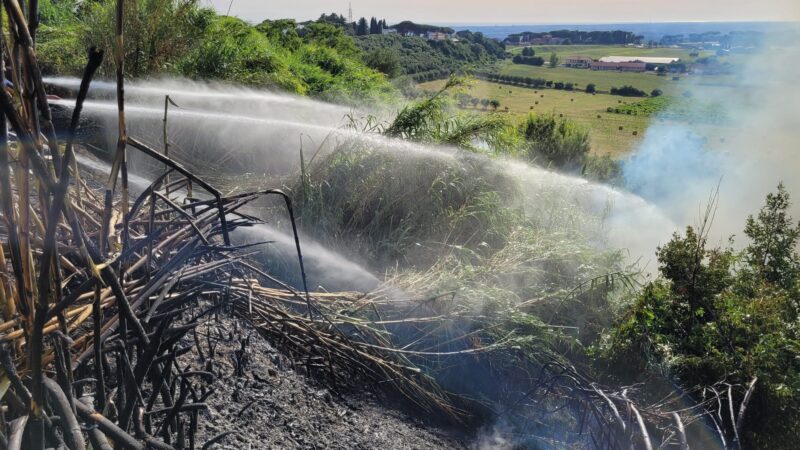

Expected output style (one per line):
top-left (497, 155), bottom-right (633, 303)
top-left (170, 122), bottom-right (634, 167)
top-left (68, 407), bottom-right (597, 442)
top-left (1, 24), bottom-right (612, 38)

top-left (181, 314), bottom-right (465, 449)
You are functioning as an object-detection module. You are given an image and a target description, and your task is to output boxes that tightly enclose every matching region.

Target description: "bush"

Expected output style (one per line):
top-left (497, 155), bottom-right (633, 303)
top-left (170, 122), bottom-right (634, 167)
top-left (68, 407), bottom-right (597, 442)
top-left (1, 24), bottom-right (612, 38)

top-left (363, 47), bottom-right (401, 78)
top-left (609, 85), bottom-right (648, 97)
top-left (597, 184), bottom-right (800, 449)
top-left (585, 83), bottom-right (596, 94)
top-left (512, 55), bottom-right (545, 66)
top-left (554, 82), bottom-right (565, 90)
top-left (520, 114), bottom-right (590, 171)
top-left (178, 17), bottom-right (396, 101)
top-left (651, 89), bottom-right (663, 97)
top-left (583, 154), bottom-right (622, 183)
top-left (620, 87), bottom-right (645, 97)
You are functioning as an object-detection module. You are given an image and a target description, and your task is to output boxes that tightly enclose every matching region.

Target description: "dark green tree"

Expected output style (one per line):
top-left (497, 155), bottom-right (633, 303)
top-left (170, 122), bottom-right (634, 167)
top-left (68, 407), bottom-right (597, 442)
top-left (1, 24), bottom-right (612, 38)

top-left (743, 183), bottom-right (800, 289)
top-left (356, 17), bottom-right (368, 36)
top-left (363, 47), bottom-right (401, 77)
top-left (549, 52), bottom-right (559, 68)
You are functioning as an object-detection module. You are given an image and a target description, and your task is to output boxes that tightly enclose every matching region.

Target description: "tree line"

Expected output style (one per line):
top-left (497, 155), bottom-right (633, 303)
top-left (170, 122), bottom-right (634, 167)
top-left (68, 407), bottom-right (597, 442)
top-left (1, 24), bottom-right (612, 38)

top-left (505, 29), bottom-right (642, 45)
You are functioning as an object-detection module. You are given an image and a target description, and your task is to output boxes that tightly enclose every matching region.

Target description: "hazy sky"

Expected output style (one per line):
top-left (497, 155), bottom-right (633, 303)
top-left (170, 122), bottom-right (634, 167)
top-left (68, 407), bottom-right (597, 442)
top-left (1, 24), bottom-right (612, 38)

top-left (204, 0), bottom-right (800, 24)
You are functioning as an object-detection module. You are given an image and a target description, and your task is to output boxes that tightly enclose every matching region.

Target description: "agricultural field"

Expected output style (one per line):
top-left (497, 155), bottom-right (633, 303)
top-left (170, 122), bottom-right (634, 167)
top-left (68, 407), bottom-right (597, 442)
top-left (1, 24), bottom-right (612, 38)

top-left (419, 77), bottom-right (737, 157)
top-left (497, 63), bottom-right (683, 94)
top-left (507, 44), bottom-right (711, 61)
top-left (420, 78), bottom-right (652, 156)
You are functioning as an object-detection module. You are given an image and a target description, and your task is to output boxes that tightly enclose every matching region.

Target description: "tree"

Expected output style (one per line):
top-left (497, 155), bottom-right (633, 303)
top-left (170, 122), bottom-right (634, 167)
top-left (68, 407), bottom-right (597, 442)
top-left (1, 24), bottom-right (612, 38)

top-left (363, 48), bottom-right (400, 77)
top-left (356, 17), bottom-right (368, 36)
top-left (651, 89), bottom-right (663, 97)
top-left (369, 17), bottom-right (380, 34)
top-left (743, 183), bottom-right (800, 289)
top-left (481, 98), bottom-right (490, 109)
top-left (585, 83), bottom-right (596, 94)
top-left (489, 99), bottom-right (500, 111)
top-left (549, 52), bottom-right (559, 68)
top-left (521, 47), bottom-right (535, 56)
top-left (470, 97), bottom-right (480, 108)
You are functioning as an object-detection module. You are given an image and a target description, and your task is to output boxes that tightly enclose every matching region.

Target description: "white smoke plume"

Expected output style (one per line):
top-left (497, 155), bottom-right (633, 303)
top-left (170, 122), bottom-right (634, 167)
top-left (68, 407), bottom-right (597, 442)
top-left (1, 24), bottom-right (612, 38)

top-left (624, 32), bottom-right (800, 246)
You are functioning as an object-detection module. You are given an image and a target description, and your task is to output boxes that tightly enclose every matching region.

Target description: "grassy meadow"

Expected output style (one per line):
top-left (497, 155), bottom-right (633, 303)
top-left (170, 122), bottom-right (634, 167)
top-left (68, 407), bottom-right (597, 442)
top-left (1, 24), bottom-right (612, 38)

top-left (507, 44), bottom-right (711, 60)
top-left (498, 64), bottom-right (682, 94)
top-left (421, 41), bottom-right (744, 157)
top-left (420, 78), bottom-right (651, 156)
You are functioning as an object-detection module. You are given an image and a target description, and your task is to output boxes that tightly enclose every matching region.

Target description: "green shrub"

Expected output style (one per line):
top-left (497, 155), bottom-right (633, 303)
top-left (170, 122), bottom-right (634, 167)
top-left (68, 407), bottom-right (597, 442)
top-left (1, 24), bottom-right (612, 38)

top-left (610, 85), bottom-right (648, 97)
top-left (520, 114), bottom-right (590, 171)
top-left (597, 185), bottom-right (800, 449)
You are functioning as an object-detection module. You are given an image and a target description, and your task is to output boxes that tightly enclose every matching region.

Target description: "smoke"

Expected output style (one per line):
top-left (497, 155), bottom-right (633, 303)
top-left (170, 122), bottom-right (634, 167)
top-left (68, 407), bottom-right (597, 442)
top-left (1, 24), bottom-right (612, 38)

top-left (624, 35), bottom-right (800, 245)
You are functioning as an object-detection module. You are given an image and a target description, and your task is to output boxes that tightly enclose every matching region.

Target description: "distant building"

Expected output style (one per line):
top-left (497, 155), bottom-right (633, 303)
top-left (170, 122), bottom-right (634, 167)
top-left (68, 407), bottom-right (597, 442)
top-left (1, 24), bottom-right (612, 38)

top-left (599, 56), bottom-right (680, 65)
top-left (590, 61), bottom-right (647, 72)
top-left (565, 56), bottom-right (593, 68)
top-left (426, 31), bottom-right (449, 41)
top-left (382, 28), bottom-right (397, 35)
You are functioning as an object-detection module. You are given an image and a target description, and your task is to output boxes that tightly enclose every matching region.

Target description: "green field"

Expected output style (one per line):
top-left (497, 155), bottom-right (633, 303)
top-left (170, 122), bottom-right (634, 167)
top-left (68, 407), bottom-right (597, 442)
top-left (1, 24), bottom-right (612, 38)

top-left (508, 44), bottom-right (711, 61)
top-left (420, 78), bottom-right (652, 156)
top-left (420, 78), bottom-right (735, 157)
top-left (498, 63), bottom-right (680, 94)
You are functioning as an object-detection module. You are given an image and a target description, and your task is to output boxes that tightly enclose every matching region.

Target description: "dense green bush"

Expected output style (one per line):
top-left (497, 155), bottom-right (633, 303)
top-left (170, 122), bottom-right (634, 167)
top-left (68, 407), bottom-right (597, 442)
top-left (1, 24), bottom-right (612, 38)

top-left (178, 16), bottom-right (300, 89)
top-left (177, 18), bottom-right (395, 101)
top-left (597, 184), bottom-right (800, 449)
top-left (610, 85), bottom-right (648, 97)
top-left (512, 55), bottom-right (545, 66)
top-left (36, 2), bottom-right (396, 102)
top-left (356, 33), bottom-right (501, 80)
top-left (519, 114), bottom-right (590, 171)
top-left (363, 47), bottom-right (401, 77)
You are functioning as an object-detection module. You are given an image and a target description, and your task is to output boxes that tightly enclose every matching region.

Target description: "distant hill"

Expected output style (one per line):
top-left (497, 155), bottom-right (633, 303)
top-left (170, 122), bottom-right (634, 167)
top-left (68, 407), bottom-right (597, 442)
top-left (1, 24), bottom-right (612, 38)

top-left (356, 32), bottom-right (504, 82)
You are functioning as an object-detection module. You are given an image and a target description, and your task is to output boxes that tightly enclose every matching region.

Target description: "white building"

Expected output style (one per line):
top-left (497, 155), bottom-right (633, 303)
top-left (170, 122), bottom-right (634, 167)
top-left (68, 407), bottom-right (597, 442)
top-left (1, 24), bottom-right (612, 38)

top-left (565, 56), bottom-right (593, 68)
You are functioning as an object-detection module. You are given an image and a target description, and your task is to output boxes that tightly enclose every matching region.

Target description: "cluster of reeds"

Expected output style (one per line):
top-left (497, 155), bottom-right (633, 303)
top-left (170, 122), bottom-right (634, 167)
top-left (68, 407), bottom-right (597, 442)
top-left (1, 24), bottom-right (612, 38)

top-left (0, 1), bottom-right (465, 447)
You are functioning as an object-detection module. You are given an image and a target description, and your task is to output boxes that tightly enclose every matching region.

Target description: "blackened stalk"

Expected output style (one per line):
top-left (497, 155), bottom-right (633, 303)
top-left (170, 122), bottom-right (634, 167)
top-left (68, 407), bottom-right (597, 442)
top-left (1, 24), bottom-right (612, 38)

top-left (101, 0), bottom-right (129, 256)
top-left (28, 48), bottom-right (104, 450)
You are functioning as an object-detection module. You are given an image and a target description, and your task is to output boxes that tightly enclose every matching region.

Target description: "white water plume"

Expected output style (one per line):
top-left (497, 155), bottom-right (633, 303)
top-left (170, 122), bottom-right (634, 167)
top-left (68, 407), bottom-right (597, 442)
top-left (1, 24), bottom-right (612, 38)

top-left (45, 76), bottom-right (356, 121)
top-left (236, 224), bottom-right (381, 292)
top-left (73, 151), bottom-right (378, 291)
top-left (57, 77), bottom-right (679, 270)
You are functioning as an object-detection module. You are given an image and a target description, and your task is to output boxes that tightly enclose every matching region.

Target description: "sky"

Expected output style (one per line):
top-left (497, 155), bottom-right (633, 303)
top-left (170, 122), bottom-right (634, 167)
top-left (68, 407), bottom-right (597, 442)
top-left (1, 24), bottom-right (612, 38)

top-left (204, 0), bottom-right (800, 24)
